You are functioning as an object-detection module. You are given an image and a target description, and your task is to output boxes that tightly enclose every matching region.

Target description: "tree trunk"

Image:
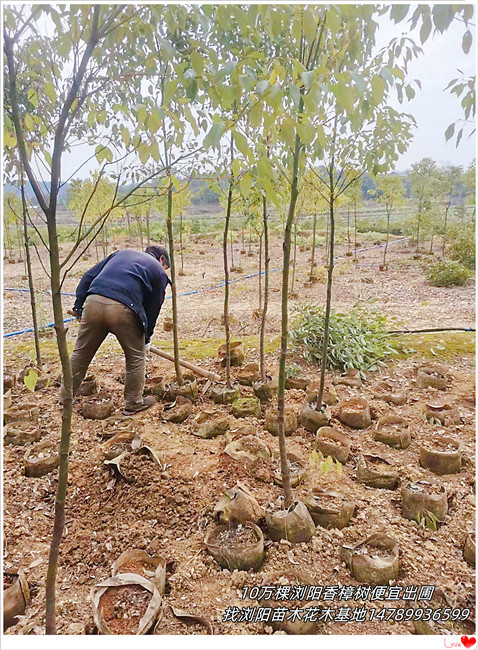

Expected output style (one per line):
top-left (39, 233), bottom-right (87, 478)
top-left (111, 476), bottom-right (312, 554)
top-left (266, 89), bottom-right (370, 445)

top-left (230, 230), bottom-right (235, 270)
top-left (137, 216), bottom-right (144, 249)
top-left (290, 223), bottom-right (297, 294)
top-left (94, 227), bottom-right (99, 262)
top-left (21, 175), bottom-right (41, 366)
top-left (103, 222), bottom-right (108, 257)
top-left (258, 232), bottom-right (262, 312)
top-left (146, 210), bottom-right (151, 245)
top-left (383, 206), bottom-right (390, 267)
top-left (353, 200), bottom-right (357, 260)
top-left (442, 205), bottom-right (449, 257)
top-left (179, 212), bottom-right (184, 272)
top-left (249, 224), bottom-right (252, 254)
top-left (127, 210), bottom-right (132, 241)
top-left (45, 211), bottom-right (74, 635)
top-left (16, 218), bottom-right (24, 263)
top-left (347, 206), bottom-right (350, 254)
top-left (166, 181), bottom-right (183, 385)
top-left (223, 136), bottom-right (234, 388)
top-left (317, 116), bottom-right (339, 411)
top-left (4, 221), bottom-right (13, 259)
top-left (277, 117), bottom-right (304, 508)
top-left (429, 228), bottom-right (434, 254)
top-left (310, 212), bottom-right (317, 279)
top-left (317, 191), bottom-right (335, 409)
top-left (260, 193), bottom-right (269, 383)
top-left (324, 216), bottom-right (329, 263)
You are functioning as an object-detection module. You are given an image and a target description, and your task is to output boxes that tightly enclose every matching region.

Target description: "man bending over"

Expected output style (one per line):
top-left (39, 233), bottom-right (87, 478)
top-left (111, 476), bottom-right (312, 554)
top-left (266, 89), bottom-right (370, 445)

top-left (63, 245), bottom-right (170, 415)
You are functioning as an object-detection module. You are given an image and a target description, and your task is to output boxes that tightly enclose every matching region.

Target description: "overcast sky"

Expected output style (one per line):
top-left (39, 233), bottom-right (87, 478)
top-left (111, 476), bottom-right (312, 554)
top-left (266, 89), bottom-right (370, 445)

top-left (57, 5), bottom-right (476, 180)
top-left (382, 11), bottom-right (476, 170)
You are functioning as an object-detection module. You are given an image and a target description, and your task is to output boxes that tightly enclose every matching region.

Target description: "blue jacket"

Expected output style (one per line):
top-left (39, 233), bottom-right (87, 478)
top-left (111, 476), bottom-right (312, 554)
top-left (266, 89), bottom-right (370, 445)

top-left (73, 249), bottom-right (169, 343)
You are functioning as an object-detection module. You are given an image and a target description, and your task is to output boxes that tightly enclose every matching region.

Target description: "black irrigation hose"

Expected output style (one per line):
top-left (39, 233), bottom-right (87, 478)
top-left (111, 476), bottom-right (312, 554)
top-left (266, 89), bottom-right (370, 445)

top-left (387, 327), bottom-right (475, 335)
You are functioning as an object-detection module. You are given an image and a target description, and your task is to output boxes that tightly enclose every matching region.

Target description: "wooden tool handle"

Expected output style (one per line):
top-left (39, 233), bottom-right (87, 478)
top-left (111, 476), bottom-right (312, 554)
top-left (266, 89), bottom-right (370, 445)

top-left (149, 345), bottom-right (221, 382)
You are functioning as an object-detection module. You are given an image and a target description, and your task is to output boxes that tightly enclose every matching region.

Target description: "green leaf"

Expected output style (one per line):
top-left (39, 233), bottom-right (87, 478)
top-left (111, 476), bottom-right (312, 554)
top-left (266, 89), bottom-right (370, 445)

top-left (371, 75), bottom-right (386, 104)
top-left (296, 121), bottom-right (315, 145)
top-left (231, 158), bottom-right (240, 178)
top-left (171, 175), bottom-right (182, 191)
top-left (331, 84), bottom-right (353, 113)
top-left (280, 119), bottom-right (296, 148)
top-left (256, 80), bottom-right (269, 96)
top-left (303, 8), bottom-right (317, 44)
top-left (233, 131), bottom-right (251, 160)
top-left (24, 114), bottom-right (34, 130)
top-left (205, 121), bottom-right (225, 149)
top-left (248, 101), bottom-right (262, 127)
top-left (24, 369), bottom-right (38, 393)
top-left (289, 83), bottom-right (300, 107)
top-left (186, 79), bottom-right (198, 102)
top-left (420, 13), bottom-right (432, 44)
top-left (271, 10), bottom-right (282, 38)
top-left (150, 139), bottom-right (160, 162)
top-left (444, 123), bottom-right (455, 142)
top-left (316, 124), bottom-right (326, 148)
top-left (326, 8), bottom-right (341, 33)
top-left (148, 110), bottom-right (162, 135)
top-left (137, 107), bottom-right (148, 125)
top-left (257, 156), bottom-right (272, 181)
top-left (462, 30), bottom-right (472, 54)
top-left (121, 127), bottom-right (130, 147)
top-left (184, 105), bottom-right (199, 136)
top-left (163, 80), bottom-right (178, 107)
top-left (390, 4), bottom-right (409, 23)
top-left (261, 175), bottom-right (280, 207)
top-left (3, 130), bottom-right (17, 147)
top-left (432, 5), bottom-right (454, 32)
top-left (190, 50), bottom-right (204, 76)
top-left (301, 71), bottom-right (315, 89)
top-left (44, 82), bottom-right (56, 102)
top-left (138, 142), bottom-right (149, 164)
top-left (27, 88), bottom-right (38, 108)
top-left (239, 172), bottom-right (253, 198)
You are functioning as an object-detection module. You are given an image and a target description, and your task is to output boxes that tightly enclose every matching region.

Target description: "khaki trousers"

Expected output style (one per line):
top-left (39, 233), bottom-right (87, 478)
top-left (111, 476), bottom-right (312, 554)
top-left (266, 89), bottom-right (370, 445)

top-left (68, 294), bottom-right (146, 410)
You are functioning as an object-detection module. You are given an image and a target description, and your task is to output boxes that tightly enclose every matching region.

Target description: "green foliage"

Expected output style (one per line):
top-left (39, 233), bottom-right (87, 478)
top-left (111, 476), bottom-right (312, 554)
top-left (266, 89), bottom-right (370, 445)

top-left (447, 223), bottom-right (475, 269)
top-left (308, 449), bottom-right (342, 476)
top-left (3, 191), bottom-right (22, 225)
top-left (426, 259), bottom-right (471, 286)
top-left (290, 303), bottom-right (397, 372)
top-left (23, 368), bottom-right (38, 392)
top-left (285, 362), bottom-right (302, 378)
top-left (67, 173), bottom-right (125, 225)
top-left (416, 509), bottom-right (439, 531)
top-left (310, 266), bottom-right (328, 283)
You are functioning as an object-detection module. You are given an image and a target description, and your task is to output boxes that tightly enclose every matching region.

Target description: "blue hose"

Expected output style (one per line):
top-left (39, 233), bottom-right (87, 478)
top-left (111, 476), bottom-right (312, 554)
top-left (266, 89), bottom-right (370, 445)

top-left (3, 237), bottom-right (410, 338)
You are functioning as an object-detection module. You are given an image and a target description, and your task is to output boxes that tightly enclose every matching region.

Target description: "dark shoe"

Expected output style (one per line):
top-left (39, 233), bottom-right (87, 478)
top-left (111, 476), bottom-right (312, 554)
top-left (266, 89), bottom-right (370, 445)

top-left (123, 395), bottom-right (156, 416)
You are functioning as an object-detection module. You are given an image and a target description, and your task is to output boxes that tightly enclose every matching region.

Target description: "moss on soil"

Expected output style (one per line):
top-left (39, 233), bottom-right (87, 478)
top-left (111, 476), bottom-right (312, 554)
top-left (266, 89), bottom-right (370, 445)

top-left (148, 334), bottom-right (280, 361)
top-left (392, 331), bottom-right (475, 360)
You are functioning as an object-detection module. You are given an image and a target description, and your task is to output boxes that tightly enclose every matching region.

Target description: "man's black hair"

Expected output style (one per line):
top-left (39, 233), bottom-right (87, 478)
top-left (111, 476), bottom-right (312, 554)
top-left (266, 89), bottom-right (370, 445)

top-left (145, 245), bottom-right (170, 267)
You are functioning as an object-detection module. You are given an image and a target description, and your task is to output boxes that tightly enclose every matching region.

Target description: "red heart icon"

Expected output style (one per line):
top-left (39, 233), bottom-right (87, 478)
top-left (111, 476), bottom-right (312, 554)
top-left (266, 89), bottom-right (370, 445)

top-left (461, 637), bottom-right (476, 649)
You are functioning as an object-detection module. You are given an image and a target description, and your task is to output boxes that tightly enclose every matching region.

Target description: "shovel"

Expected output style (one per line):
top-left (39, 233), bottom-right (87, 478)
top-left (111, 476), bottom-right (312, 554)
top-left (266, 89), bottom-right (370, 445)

top-left (149, 345), bottom-right (221, 382)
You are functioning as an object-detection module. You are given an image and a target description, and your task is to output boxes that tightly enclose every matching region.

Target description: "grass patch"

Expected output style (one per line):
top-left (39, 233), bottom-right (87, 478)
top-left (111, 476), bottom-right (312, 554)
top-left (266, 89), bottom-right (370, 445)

top-left (392, 331), bottom-right (475, 359)
top-left (150, 334), bottom-right (281, 360)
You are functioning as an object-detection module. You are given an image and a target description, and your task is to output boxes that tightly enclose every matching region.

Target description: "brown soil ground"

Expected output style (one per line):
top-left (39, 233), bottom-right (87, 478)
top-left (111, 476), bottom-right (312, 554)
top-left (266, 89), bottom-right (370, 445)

top-left (3, 233), bottom-right (475, 636)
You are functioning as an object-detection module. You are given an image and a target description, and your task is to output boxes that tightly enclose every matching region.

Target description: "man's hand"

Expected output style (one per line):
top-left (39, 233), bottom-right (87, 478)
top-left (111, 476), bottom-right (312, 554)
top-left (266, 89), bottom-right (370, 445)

top-left (145, 342), bottom-right (151, 354)
top-left (67, 309), bottom-right (81, 320)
